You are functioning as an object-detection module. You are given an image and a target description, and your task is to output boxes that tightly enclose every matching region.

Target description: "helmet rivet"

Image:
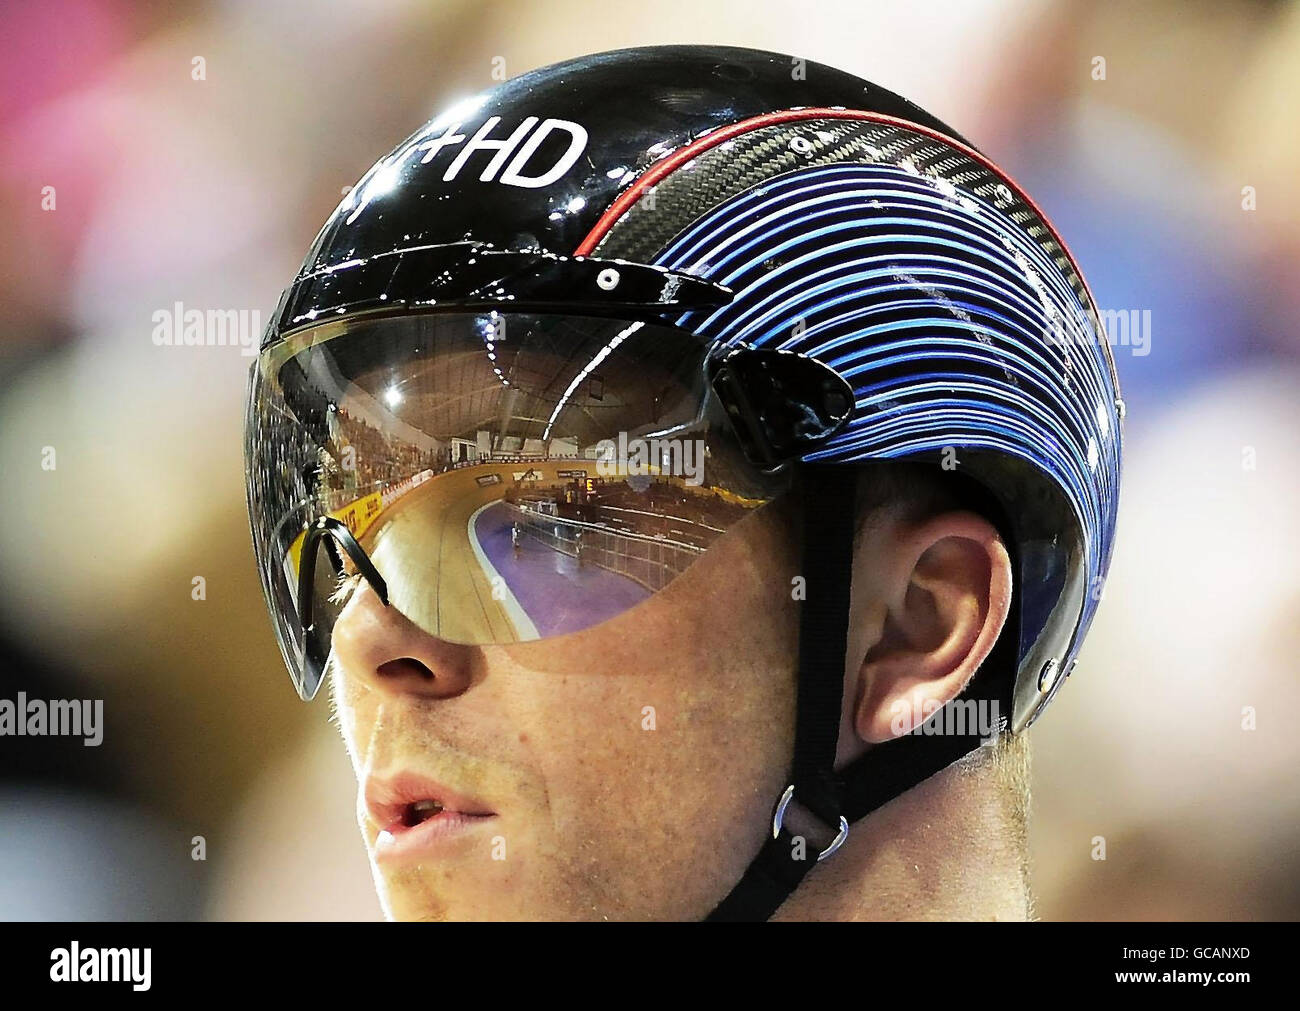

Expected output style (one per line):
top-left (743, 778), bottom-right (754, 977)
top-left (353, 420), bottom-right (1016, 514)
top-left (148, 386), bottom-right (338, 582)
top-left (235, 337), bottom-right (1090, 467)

top-left (596, 267), bottom-right (620, 291)
top-left (1037, 658), bottom-right (1060, 694)
top-left (789, 135), bottom-right (814, 155)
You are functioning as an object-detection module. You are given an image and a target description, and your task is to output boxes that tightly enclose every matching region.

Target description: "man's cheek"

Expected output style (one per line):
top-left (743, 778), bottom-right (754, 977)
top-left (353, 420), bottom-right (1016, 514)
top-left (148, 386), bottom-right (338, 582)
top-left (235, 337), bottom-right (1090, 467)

top-left (330, 675), bottom-right (369, 770)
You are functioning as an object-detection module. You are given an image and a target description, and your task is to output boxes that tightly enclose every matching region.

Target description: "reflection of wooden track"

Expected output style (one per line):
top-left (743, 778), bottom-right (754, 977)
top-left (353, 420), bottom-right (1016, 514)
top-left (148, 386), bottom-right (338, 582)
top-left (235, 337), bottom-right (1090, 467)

top-left (358, 462), bottom-right (586, 644)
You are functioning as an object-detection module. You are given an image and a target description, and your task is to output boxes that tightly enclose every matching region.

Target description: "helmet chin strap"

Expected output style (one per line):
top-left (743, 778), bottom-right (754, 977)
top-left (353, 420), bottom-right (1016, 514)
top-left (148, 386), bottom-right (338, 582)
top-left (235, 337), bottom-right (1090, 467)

top-left (705, 465), bottom-right (990, 922)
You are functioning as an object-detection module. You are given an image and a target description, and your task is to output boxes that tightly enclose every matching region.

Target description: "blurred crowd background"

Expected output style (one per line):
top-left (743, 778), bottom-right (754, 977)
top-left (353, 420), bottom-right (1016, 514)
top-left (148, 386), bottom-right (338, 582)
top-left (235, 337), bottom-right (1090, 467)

top-left (1, 0), bottom-right (1297, 920)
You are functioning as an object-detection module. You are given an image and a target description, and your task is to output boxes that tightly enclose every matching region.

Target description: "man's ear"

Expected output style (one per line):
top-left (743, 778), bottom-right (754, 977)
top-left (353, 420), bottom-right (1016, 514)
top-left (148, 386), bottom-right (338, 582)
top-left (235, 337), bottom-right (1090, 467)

top-left (851, 510), bottom-right (1012, 745)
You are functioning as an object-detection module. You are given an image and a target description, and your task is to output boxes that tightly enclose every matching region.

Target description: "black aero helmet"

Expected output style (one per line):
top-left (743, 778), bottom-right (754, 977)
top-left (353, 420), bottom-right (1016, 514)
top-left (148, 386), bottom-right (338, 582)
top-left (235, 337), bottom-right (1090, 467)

top-left (245, 45), bottom-right (1122, 920)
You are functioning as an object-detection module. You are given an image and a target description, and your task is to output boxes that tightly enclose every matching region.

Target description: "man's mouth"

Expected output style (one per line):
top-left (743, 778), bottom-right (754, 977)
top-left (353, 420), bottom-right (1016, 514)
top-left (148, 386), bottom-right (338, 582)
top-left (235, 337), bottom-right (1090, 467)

top-left (401, 799), bottom-right (447, 826)
top-left (364, 771), bottom-right (497, 862)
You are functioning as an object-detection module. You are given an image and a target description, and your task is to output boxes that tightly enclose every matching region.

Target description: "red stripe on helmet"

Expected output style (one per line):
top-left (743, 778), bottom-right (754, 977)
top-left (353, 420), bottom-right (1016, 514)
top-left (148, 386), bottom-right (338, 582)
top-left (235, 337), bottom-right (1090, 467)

top-left (573, 108), bottom-right (1110, 391)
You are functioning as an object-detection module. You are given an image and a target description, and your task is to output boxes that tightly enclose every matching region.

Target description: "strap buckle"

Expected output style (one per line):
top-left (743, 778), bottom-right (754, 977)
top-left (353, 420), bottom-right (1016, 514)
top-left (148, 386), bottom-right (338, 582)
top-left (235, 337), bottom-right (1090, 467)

top-left (771, 784), bottom-right (849, 861)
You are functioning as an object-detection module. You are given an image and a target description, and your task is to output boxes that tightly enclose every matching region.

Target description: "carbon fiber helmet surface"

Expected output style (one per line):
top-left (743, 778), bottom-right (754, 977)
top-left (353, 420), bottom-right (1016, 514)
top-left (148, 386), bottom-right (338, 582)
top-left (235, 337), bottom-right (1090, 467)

top-left (269, 44), bottom-right (1122, 731)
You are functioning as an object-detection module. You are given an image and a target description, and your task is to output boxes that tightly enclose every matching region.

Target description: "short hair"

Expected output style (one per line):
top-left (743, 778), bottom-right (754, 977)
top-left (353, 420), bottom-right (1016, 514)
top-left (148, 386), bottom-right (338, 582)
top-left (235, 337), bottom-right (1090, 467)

top-left (851, 459), bottom-right (1010, 539)
top-left (986, 730), bottom-right (1033, 900)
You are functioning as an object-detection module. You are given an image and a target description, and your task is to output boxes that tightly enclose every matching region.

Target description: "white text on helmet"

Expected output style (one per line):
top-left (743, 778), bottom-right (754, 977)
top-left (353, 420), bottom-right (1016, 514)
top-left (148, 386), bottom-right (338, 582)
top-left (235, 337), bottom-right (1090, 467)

top-left (413, 116), bottom-right (589, 189)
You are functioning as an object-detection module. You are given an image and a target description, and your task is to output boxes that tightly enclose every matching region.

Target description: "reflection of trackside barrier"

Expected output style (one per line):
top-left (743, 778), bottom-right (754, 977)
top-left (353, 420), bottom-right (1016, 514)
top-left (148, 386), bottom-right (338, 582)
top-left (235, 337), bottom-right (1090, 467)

top-left (381, 469), bottom-right (434, 508)
top-left (510, 504), bottom-right (703, 593)
top-left (284, 490), bottom-right (383, 579)
top-left (710, 485), bottom-right (767, 510)
top-left (596, 504), bottom-right (725, 550)
top-left (288, 469), bottom-right (436, 575)
top-left (328, 491), bottom-right (385, 540)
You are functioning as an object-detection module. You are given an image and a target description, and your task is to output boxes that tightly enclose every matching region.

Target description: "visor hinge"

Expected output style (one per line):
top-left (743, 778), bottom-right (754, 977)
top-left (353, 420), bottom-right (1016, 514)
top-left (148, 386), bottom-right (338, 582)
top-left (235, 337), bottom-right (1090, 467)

top-left (708, 346), bottom-right (854, 470)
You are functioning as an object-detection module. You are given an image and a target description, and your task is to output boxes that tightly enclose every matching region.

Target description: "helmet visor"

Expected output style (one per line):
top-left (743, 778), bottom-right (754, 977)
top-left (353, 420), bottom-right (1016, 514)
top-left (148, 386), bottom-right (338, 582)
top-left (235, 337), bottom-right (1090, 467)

top-left (245, 311), bottom-right (787, 699)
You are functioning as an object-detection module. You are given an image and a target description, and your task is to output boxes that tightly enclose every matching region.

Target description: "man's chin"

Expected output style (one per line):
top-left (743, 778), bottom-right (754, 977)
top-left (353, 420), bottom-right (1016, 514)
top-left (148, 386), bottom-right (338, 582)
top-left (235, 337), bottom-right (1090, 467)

top-left (370, 859), bottom-right (529, 922)
top-left (372, 868), bottom-right (456, 922)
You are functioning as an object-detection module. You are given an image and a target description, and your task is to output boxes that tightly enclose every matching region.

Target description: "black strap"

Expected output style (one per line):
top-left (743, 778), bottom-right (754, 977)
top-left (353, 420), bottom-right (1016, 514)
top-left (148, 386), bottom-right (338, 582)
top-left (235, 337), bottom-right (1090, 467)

top-left (709, 726), bottom-right (987, 922)
top-left (705, 466), bottom-right (998, 921)
top-left (707, 465), bottom-right (856, 921)
top-left (837, 719), bottom-right (987, 823)
top-left (790, 465), bottom-right (857, 823)
top-left (706, 826), bottom-right (825, 922)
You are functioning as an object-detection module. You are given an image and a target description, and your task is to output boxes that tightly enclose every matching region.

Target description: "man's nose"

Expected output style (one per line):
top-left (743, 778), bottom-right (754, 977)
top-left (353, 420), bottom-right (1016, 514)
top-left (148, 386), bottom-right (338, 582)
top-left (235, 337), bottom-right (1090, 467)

top-left (330, 583), bottom-right (474, 699)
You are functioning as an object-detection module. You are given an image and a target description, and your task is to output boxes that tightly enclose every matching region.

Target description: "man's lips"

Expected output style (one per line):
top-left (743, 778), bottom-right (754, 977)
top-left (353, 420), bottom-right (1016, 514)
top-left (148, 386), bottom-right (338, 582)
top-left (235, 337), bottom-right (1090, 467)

top-left (363, 770), bottom-right (496, 862)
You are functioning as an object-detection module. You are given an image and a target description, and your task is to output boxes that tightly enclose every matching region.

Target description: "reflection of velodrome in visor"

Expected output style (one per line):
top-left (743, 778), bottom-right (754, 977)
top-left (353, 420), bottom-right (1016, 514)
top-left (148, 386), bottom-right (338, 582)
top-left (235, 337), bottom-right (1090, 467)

top-left (470, 502), bottom-right (651, 638)
top-left (352, 460), bottom-right (751, 644)
top-left (246, 310), bottom-right (792, 692)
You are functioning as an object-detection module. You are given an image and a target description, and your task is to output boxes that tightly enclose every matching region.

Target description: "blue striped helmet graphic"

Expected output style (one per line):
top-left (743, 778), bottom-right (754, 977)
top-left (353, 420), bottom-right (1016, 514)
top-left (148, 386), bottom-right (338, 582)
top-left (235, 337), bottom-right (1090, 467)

top-left (590, 111), bottom-right (1123, 730)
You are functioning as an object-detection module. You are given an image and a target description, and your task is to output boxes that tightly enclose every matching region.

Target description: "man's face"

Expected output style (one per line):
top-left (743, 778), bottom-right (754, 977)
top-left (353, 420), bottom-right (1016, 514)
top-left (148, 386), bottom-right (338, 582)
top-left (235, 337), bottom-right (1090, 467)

top-left (329, 499), bottom-right (801, 921)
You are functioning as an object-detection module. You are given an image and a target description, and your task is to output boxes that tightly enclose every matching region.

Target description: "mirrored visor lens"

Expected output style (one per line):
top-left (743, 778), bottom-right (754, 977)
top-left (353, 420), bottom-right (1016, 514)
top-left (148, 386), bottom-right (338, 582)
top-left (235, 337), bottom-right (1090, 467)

top-left (245, 312), bottom-right (787, 696)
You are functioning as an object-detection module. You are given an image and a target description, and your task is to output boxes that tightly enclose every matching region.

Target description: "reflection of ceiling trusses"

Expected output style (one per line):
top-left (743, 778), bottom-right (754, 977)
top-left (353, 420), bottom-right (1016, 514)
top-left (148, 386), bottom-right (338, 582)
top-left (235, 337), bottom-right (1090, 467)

top-left (339, 316), bottom-right (678, 446)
